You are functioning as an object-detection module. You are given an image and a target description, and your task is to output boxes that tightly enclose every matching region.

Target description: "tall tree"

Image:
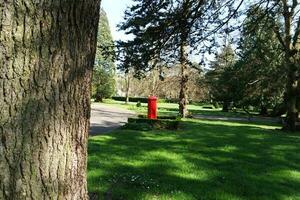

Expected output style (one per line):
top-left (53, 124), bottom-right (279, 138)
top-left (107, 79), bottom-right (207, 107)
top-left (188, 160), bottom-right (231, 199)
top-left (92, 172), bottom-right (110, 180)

top-left (93, 8), bottom-right (116, 102)
top-left (243, 0), bottom-right (300, 130)
top-left (0, 1), bottom-right (101, 199)
top-left (234, 5), bottom-right (285, 115)
top-left (274, 0), bottom-right (300, 130)
top-left (206, 44), bottom-right (236, 112)
top-left (118, 0), bottom-right (240, 117)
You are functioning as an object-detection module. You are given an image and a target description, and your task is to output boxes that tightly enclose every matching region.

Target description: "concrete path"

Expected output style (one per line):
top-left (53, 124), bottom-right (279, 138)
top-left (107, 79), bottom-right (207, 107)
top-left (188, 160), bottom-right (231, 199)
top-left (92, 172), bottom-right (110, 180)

top-left (89, 103), bottom-right (135, 136)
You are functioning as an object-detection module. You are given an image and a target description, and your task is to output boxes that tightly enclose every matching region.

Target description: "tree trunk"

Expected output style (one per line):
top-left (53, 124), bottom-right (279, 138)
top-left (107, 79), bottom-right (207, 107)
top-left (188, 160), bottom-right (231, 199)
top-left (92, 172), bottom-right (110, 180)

top-left (285, 65), bottom-right (298, 131)
top-left (259, 105), bottom-right (268, 116)
top-left (222, 101), bottom-right (229, 112)
top-left (280, 3), bottom-right (299, 131)
top-left (125, 73), bottom-right (130, 104)
top-left (0, 1), bottom-right (101, 199)
top-left (179, 41), bottom-right (189, 118)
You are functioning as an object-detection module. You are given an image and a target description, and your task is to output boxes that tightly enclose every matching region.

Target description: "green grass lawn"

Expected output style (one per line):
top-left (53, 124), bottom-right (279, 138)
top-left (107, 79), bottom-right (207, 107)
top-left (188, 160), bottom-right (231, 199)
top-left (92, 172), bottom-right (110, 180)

top-left (100, 99), bottom-right (259, 118)
top-left (88, 119), bottom-right (300, 200)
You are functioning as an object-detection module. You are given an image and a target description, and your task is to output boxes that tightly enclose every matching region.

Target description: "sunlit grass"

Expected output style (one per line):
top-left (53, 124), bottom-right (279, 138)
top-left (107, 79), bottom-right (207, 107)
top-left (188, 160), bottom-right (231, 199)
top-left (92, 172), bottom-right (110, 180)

top-left (88, 119), bottom-right (300, 200)
top-left (100, 99), bottom-right (259, 118)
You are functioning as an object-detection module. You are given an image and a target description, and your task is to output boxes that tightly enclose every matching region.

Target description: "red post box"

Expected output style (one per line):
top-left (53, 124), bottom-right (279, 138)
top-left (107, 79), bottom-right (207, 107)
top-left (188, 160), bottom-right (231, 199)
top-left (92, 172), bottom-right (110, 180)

top-left (148, 96), bottom-right (157, 119)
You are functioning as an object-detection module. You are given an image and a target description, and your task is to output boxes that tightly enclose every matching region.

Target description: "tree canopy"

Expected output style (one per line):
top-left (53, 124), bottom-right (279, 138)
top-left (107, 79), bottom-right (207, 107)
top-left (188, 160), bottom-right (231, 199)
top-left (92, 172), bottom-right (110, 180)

top-left (92, 8), bottom-right (116, 102)
top-left (118, 0), bottom-right (243, 117)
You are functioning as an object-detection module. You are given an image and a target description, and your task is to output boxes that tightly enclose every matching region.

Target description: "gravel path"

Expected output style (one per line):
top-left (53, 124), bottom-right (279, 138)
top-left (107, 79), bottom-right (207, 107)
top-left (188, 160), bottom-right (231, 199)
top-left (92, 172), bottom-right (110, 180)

top-left (89, 103), bottom-right (135, 136)
top-left (193, 114), bottom-right (282, 124)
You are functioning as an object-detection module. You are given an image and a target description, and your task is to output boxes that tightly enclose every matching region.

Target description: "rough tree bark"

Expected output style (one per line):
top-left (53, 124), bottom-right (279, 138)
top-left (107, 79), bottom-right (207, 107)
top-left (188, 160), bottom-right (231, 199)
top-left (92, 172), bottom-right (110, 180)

top-left (280, 1), bottom-right (299, 131)
top-left (0, 0), bottom-right (101, 199)
top-left (125, 72), bottom-right (130, 104)
top-left (178, 0), bottom-right (190, 118)
top-left (179, 40), bottom-right (189, 118)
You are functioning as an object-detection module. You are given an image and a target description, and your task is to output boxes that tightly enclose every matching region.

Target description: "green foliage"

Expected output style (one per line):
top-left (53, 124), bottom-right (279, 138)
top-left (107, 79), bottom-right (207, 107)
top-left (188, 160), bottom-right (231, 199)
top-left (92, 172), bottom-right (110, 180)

top-left (92, 68), bottom-right (115, 102)
top-left (136, 101), bottom-right (142, 107)
top-left (96, 8), bottom-right (115, 66)
top-left (117, 1), bottom-right (242, 73)
top-left (206, 44), bottom-right (237, 111)
top-left (213, 102), bottom-right (220, 109)
top-left (233, 6), bottom-right (285, 112)
top-left (92, 8), bottom-right (116, 102)
top-left (205, 6), bottom-right (285, 114)
top-left (126, 118), bottom-right (181, 130)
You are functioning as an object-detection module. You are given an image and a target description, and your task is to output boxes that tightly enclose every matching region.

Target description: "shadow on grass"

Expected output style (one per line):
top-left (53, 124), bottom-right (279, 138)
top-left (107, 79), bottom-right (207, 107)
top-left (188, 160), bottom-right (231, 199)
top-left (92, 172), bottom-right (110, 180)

top-left (88, 120), bottom-right (300, 200)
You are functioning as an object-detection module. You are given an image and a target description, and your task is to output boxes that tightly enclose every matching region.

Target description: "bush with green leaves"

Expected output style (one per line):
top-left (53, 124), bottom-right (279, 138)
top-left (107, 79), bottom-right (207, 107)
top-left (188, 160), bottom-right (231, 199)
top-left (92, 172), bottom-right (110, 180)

top-left (92, 67), bottom-right (115, 102)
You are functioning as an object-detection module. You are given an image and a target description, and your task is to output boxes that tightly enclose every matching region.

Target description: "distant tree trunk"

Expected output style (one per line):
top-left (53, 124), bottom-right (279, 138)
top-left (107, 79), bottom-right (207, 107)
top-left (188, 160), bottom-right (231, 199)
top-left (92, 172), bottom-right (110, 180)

top-left (179, 40), bottom-right (189, 118)
top-left (285, 64), bottom-right (298, 131)
top-left (222, 101), bottom-right (229, 112)
top-left (125, 73), bottom-right (130, 104)
top-left (151, 71), bottom-right (157, 96)
top-left (259, 105), bottom-right (268, 116)
top-left (0, 1), bottom-right (101, 199)
top-left (282, 6), bottom-right (297, 130)
top-left (278, 2), bottom-right (299, 131)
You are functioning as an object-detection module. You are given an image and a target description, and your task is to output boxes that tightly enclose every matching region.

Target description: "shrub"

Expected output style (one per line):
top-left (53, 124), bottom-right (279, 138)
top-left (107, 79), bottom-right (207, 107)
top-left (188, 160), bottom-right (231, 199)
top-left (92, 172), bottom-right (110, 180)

top-left (122, 122), bottom-right (152, 131)
top-left (213, 102), bottom-right (220, 109)
top-left (137, 115), bottom-right (178, 120)
top-left (92, 68), bottom-right (115, 102)
top-left (136, 101), bottom-right (142, 107)
top-left (202, 106), bottom-right (214, 109)
top-left (125, 118), bottom-right (181, 130)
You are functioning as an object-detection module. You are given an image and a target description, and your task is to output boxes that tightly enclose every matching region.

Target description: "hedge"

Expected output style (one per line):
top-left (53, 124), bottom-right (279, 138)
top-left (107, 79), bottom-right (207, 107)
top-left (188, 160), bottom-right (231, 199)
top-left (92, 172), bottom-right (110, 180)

top-left (111, 96), bottom-right (213, 105)
top-left (124, 118), bottom-right (181, 130)
top-left (111, 96), bottom-right (179, 104)
top-left (112, 96), bottom-right (148, 103)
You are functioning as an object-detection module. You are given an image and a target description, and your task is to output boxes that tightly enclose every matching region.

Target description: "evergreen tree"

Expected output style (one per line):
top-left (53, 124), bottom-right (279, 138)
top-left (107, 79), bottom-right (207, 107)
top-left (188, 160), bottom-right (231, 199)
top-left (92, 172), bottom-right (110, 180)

top-left (206, 44), bottom-right (236, 112)
top-left (93, 8), bottom-right (116, 102)
top-left (234, 6), bottom-right (285, 115)
top-left (226, 0), bottom-right (300, 130)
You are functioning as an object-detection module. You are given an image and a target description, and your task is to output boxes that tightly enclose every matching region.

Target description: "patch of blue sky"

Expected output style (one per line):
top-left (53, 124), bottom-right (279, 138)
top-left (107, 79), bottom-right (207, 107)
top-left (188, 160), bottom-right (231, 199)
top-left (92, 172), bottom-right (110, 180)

top-left (101, 0), bottom-right (135, 41)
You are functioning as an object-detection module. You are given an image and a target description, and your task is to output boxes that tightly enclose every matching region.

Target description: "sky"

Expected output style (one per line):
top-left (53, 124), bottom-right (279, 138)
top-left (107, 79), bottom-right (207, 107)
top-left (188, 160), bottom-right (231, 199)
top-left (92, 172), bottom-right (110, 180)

top-left (102, 0), bottom-right (134, 41)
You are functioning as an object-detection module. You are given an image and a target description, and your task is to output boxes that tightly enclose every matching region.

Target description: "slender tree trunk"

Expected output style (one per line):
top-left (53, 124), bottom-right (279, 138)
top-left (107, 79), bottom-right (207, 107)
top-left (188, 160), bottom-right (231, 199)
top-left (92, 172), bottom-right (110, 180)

top-left (151, 71), bottom-right (157, 96)
top-left (285, 64), bottom-right (298, 131)
top-left (125, 73), bottom-right (130, 104)
top-left (259, 105), bottom-right (268, 116)
top-left (179, 41), bottom-right (189, 118)
top-left (0, 1), bottom-right (101, 199)
top-left (281, 4), bottom-right (299, 131)
top-left (222, 101), bottom-right (229, 112)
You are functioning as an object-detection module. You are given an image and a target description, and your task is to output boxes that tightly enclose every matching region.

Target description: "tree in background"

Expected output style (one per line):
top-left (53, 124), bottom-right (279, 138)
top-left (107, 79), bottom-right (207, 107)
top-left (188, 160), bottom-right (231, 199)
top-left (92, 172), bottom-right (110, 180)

top-left (118, 0), bottom-right (242, 117)
top-left (206, 44), bottom-right (236, 112)
top-left (221, 0), bottom-right (300, 130)
top-left (233, 6), bottom-right (285, 116)
top-left (0, 1), bottom-right (101, 199)
top-left (263, 1), bottom-right (300, 130)
top-left (92, 67), bottom-right (115, 102)
top-left (92, 8), bottom-right (116, 102)
top-left (115, 65), bottom-right (208, 102)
